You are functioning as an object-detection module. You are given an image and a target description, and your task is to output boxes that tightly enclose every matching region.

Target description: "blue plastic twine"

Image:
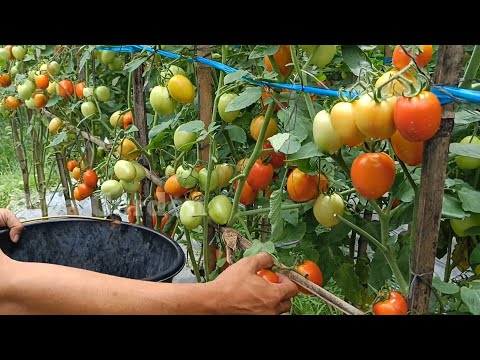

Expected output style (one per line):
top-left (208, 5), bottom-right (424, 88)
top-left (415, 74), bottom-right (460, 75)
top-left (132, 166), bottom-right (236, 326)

top-left (96, 45), bottom-right (480, 106)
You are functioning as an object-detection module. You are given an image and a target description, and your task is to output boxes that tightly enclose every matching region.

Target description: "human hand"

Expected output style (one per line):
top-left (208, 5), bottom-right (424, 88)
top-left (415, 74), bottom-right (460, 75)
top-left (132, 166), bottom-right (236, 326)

top-left (0, 209), bottom-right (24, 243)
top-left (210, 252), bottom-right (298, 315)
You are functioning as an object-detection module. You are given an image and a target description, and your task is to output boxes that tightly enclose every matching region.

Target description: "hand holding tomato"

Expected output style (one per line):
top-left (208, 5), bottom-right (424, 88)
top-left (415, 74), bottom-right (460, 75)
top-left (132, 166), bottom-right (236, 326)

top-left (210, 252), bottom-right (298, 314)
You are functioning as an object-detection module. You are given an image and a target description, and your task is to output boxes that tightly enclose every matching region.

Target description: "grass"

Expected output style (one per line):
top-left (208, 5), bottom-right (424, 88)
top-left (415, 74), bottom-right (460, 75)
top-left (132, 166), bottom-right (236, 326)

top-left (291, 279), bottom-right (345, 315)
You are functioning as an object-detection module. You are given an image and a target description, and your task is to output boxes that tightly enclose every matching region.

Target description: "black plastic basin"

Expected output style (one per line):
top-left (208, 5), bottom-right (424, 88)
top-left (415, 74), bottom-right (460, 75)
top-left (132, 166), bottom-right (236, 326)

top-left (0, 218), bottom-right (185, 282)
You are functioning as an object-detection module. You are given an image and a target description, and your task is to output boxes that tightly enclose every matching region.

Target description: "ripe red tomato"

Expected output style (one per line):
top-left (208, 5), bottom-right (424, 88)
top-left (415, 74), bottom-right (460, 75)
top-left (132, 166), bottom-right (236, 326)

top-left (261, 140), bottom-right (286, 168)
top-left (393, 45), bottom-right (433, 69)
top-left (351, 152), bottom-right (396, 200)
top-left (234, 180), bottom-right (258, 206)
top-left (67, 160), bottom-right (78, 172)
top-left (394, 91), bottom-right (442, 142)
top-left (373, 291), bottom-right (408, 315)
top-left (296, 260), bottom-right (323, 295)
top-left (287, 168), bottom-right (320, 202)
top-left (57, 80), bottom-right (74, 99)
top-left (246, 160), bottom-right (274, 191)
top-left (82, 169), bottom-right (98, 188)
top-left (77, 183), bottom-right (94, 199)
top-left (264, 45), bottom-right (292, 76)
top-left (390, 130), bottom-right (423, 166)
top-left (257, 269), bottom-right (278, 283)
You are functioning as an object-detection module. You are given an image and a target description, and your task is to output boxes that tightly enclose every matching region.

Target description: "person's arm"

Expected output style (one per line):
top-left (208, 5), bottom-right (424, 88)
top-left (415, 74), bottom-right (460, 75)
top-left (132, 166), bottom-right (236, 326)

top-left (0, 251), bottom-right (297, 315)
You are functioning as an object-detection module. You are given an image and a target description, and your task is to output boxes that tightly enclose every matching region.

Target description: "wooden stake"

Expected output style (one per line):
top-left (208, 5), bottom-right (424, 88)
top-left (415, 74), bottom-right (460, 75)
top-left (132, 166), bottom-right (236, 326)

top-left (409, 45), bottom-right (466, 314)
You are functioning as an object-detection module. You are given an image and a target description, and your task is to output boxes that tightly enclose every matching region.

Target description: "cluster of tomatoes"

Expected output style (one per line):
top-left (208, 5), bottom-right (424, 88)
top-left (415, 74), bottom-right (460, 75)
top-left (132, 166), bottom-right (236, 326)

top-left (66, 159), bottom-right (99, 202)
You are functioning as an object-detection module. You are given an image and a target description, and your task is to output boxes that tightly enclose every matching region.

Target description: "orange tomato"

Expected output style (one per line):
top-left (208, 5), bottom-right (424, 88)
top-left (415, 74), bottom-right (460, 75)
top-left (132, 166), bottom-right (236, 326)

top-left (67, 160), bottom-right (78, 172)
top-left (0, 73), bottom-right (11, 87)
top-left (57, 80), bottom-right (74, 99)
top-left (155, 185), bottom-right (171, 204)
top-left (234, 180), bottom-right (258, 206)
top-left (34, 93), bottom-right (47, 108)
top-left (250, 115), bottom-right (278, 142)
top-left (390, 130), bottom-right (423, 166)
top-left (72, 167), bottom-right (81, 180)
top-left (164, 175), bottom-right (189, 197)
top-left (261, 88), bottom-right (289, 111)
top-left (3, 96), bottom-right (21, 110)
top-left (393, 45), bottom-right (433, 69)
top-left (75, 82), bottom-right (86, 99)
top-left (127, 205), bottom-right (136, 223)
top-left (35, 74), bottom-right (50, 90)
top-left (77, 183), bottom-right (94, 199)
top-left (264, 45), bottom-right (292, 76)
top-left (123, 111), bottom-right (133, 129)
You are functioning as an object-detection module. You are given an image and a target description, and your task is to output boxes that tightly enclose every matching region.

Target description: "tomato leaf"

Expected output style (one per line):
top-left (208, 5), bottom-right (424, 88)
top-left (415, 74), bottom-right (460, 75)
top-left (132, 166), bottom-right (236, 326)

top-left (454, 110), bottom-right (480, 124)
top-left (79, 47), bottom-right (93, 72)
top-left (124, 56), bottom-right (148, 73)
top-left (248, 45), bottom-right (280, 59)
top-left (332, 263), bottom-right (363, 304)
top-left (46, 132), bottom-right (68, 148)
top-left (458, 187), bottom-right (480, 213)
top-left (287, 142), bottom-right (323, 161)
top-left (341, 45), bottom-right (372, 76)
top-left (277, 109), bottom-right (310, 143)
top-left (124, 125), bottom-right (139, 135)
top-left (443, 193), bottom-right (469, 219)
top-left (397, 242), bottom-right (410, 283)
top-left (223, 70), bottom-right (248, 85)
top-left (177, 120), bottom-right (205, 133)
top-left (268, 133), bottom-right (301, 155)
top-left (112, 76), bottom-right (121, 87)
top-left (368, 250), bottom-right (393, 290)
top-left (148, 119), bottom-right (173, 139)
top-left (225, 87), bottom-right (262, 112)
top-left (41, 45), bottom-right (56, 56)
top-left (327, 216), bottom-right (355, 245)
top-left (449, 143), bottom-right (480, 158)
top-left (470, 244), bottom-right (480, 266)
top-left (224, 124), bottom-right (246, 143)
top-left (268, 189), bottom-right (283, 242)
top-left (46, 94), bottom-right (62, 108)
top-left (396, 180), bottom-right (416, 203)
top-left (460, 287), bottom-right (480, 315)
top-left (432, 275), bottom-right (460, 295)
top-left (276, 223), bottom-right (306, 246)
top-left (316, 244), bottom-right (339, 283)
top-left (243, 240), bottom-right (277, 257)
top-left (282, 199), bottom-right (299, 226)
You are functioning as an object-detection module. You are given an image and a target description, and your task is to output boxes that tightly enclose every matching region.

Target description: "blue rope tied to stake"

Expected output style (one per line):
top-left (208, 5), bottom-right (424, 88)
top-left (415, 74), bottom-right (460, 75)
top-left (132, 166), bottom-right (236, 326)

top-left (96, 45), bottom-right (480, 106)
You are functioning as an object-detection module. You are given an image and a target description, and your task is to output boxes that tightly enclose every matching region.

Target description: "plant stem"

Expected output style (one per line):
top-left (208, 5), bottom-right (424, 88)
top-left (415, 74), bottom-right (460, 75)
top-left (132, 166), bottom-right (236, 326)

top-left (227, 101), bottom-right (276, 226)
top-left (444, 229), bottom-right (453, 283)
top-left (202, 137), bottom-right (215, 281)
top-left (237, 216), bottom-right (253, 241)
top-left (460, 45), bottom-right (480, 88)
top-left (399, 160), bottom-right (418, 193)
top-left (236, 202), bottom-right (309, 218)
top-left (336, 214), bottom-right (386, 251)
top-left (290, 45), bottom-right (316, 119)
top-left (185, 229), bottom-right (201, 283)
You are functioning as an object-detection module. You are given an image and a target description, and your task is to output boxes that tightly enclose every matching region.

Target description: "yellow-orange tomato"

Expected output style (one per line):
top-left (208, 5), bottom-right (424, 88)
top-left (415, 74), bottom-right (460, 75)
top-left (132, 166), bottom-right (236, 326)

top-left (393, 45), bottom-right (433, 69)
top-left (250, 115), bottom-right (278, 142)
top-left (355, 94), bottom-right (396, 140)
top-left (72, 167), bottom-right (81, 180)
top-left (330, 101), bottom-right (364, 147)
top-left (264, 45), bottom-right (292, 76)
top-left (116, 138), bottom-right (140, 160)
top-left (164, 175), bottom-right (189, 198)
top-left (3, 96), bottom-right (21, 110)
top-left (237, 158), bottom-right (249, 173)
top-left (75, 82), bottom-right (86, 99)
top-left (35, 74), bottom-right (50, 90)
top-left (375, 69), bottom-right (418, 96)
top-left (0, 73), bottom-right (11, 87)
top-left (287, 169), bottom-right (328, 202)
top-left (34, 93), bottom-right (47, 108)
top-left (390, 130), bottom-right (424, 166)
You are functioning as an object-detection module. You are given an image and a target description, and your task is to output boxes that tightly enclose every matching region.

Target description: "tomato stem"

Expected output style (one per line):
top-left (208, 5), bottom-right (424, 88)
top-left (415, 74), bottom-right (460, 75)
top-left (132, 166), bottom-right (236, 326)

top-left (236, 202), bottom-right (309, 218)
top-left (290, 45), bottom-right (316, 119)
top-left (227, 100), bottom-right (277, 226)
top-left (460, 45), bottom-right (480, 88)
top-left (336, 214), bottom-right (386, 251)
top-left (375, 61), bottom-right (415, 97)
top-left (185, 229), bottom-right (202, 283)
top-left (398, 160), bottom-right (418, 194)
top-left (237, 216), bottom-right (253, 241)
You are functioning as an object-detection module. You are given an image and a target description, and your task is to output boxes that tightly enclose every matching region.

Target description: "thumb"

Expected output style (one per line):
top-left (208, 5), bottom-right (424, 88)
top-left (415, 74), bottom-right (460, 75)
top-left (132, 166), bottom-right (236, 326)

top-left (247, 252), bottom-right (274, 272)
top-left (10, 226), bottom-right (23, 243)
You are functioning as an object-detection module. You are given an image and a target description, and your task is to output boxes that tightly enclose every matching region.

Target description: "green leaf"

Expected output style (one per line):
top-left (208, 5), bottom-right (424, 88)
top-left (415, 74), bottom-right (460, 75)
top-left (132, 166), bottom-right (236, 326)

top-left (225, 124), bottom-right (246, 143)
top-left (332, 263), bottom-right (363, 304)
top-left (112, 76), bottom-right (121, 87)
top-left (248, 45), bottom-right (280, 59)
top-left (225, 87), bottom-right (262, 112)
top-left (46, 94), bottom-right (62, 108)
top-left (177, 120), bottom-right (204, 133)
top-left (277, 223), bottom-right (306, 244)
top-left (287, 142), bottom-right (322, 161)
top-left (263, 241), bottom-right (276, 255)
top-left (46, 132), bottom-right (68, 148)
top-left (461, 287), bottom-right (480, 315)
top-left (327, 218), bottom-right (354, 245)
top-left (41, 45), bottom-right (56, 56)
top-left (268, 190), bottom-right (283, 242)
top-left (470, 244), bottom-right (480, 266)
top-left (454, 110), bottom-right (480, 125)
top-left (368, 250), bottom-right (393, 290)
top-left (341, 45), bottom-right (372, 76)
top-left (282, 200), bottom-right (299, 226)
top-left (432, 275), bottom-right (460, 295)
top-left (443, 193), bottom-right (469, 219)
top-left (124, 56), bottom-right (148, 73)
top-left (223, 70), bottom-right (248, 85)
top-left (243, 240), bottom-right (263, 257)
top-left (458, 187), bottom-right (480, 213)
top-left (316, 244), bottom-right (338, 283)
top-left (148, 119), bottom-right (173, 139)
top-left (358, 45), bottom-right (377, 51)
top-left (124, 125), bottom-right (138, 135)
top-left (449, 143), bottom-right (480, 158)
top-left (268, 133), bottom-right (301, 155)
top-left (464, 226), bottom-right (480, 236)
top-left (79, 49), bottom-right (92, 72)
top-left (396, 180), bottom-right (416, 203)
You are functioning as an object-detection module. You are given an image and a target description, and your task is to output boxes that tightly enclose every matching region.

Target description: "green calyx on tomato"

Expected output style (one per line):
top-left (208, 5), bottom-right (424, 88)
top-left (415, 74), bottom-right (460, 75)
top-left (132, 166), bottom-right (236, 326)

top-left (218, 93), bottom-right (240, 123)
top-left (208, 195), bottom-right (232, 225)
top-left (101, 180), bottom-right (124, 200)
top-left (176, 165), bottom-right (199, 189)
top-left (114, 160), bottom-right (137, 182)
top-left (198, 168), bottom-right (219, 192)
top-left (179, 200), bottom-right (204, 230)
